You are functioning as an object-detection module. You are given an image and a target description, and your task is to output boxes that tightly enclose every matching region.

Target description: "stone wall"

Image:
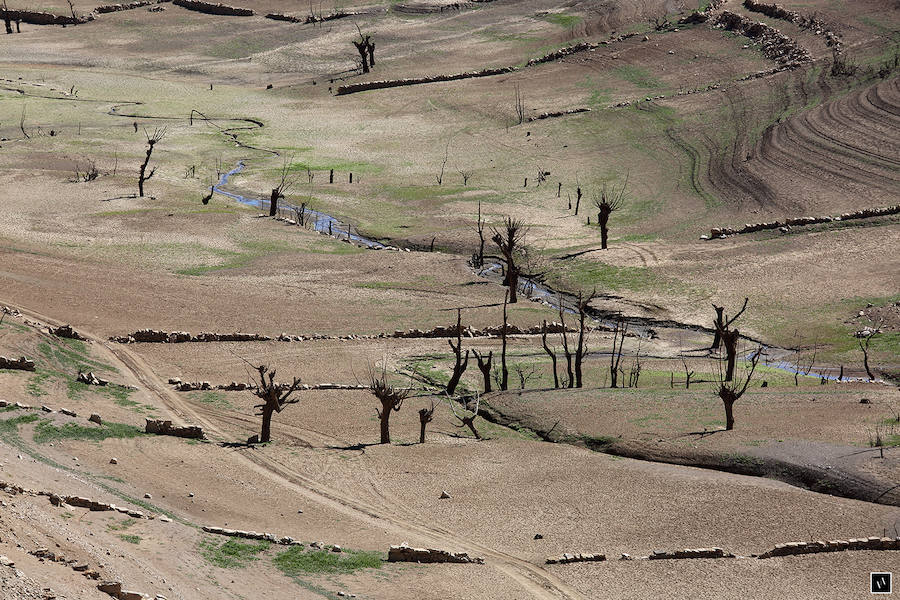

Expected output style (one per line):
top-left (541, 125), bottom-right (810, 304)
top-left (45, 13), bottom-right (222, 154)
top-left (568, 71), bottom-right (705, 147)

top-left (388, 543), bottom-right (484, 564)
top-left (0, 9), bottom-right (93, 25)
top-left (705, 204), bottom-right (900, 239)
top-left (95, 0), bottom-right (170, 13)
top-left (334, 66), bottom-right (517, 95)
top-left (758, 537), bottom-right (900, 558)
top-left (172, 0), bottom-right (253, 16)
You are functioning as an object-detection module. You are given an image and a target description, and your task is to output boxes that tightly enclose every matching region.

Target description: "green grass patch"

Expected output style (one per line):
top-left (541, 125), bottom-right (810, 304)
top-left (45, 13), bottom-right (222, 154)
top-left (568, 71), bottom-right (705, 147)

top-left (119, 534), bottom-right (141, 544)
top-left (614, 65), bottom-right (663, 89)
top-left (32, 420), bottom-right (144, 444)
top-left (107, 518), bottom-right (138, 531)
top-left (273, 546), bottom-right (383, 576)
top-left (543, 13), bottom-right (582, 28)
top-left (189, 390), bottom-right (232, 409)
top-left (200, 538), bottom-right (271, 569)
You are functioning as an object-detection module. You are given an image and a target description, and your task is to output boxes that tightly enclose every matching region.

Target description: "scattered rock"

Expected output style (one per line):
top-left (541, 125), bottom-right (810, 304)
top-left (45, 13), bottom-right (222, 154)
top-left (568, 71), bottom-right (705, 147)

top-left (439, 490), bottom-right (452, 499)
top-left (109, 458), bottom-right (118, 465)
top-left (89, 414), bottom-right (102, 425)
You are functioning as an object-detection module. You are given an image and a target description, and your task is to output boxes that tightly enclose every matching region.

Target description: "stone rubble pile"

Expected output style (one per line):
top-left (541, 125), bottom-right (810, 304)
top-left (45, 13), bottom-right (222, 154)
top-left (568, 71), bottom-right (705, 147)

top-left (0, 9), bottom-right (94, 25)
top-left (743, 0), bottom-right (841, 53)
top-left (265, 10), bottom-right (354, 23)
top-left (648, 547), bottom-right (732, 560)
top-left (48, 324), bottom-right (85, 340)
top-left (31, 547), bottom-right (101, 580)
top-left (77, 370), bottom-right (108, 386)
top-left (713, 11), bottom-right (811, 67)
top-left (706, 204), bottom-right (900, 239)
top-left (94, 0), bottom-right (170, 14)
top-left (0, 356), bottom-right (36, 371)
top-left (387, 543), bottom-right (484, 564)
top-left (50, 494), bottom-right (149, 519)
top-left (527, 108), bottom-right (591, 122)
top-left (679, 0), bottom-right (725, 23)
top-left (144, 419), bottom-right (205, 439)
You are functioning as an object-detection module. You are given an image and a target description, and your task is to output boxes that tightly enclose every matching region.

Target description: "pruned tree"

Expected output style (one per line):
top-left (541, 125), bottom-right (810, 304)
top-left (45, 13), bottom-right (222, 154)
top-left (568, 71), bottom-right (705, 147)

top-left (458, 169), bottom-right (471, 186)
top-left (448, 394), bottom-right (481, 439)
top-left (717, 346), bottom-right (762, 431)
top-left (541, 320), bottom-right (560, 388)
top-left (490, 217), bottom-right (527, 303)
top-left (251, 364), bottom-right (302, 443)
top-left (269, 158), bottom-right (297, 217)
top-left (472, 349), bottom-right (492, 393)
top-left (610, 318), bottom-right (627, 388)
top-left (712, 298), bottom-right (748, 382)
top-left (370, 365), bottom-right (409, 444)
top-left (499, 290), bottom-right (509, 390)
top-left (138, 127), bottom-right (165, 197)
top-left (573, 289), bottom-right (595, 388)
top-left (446, 308), bottom-right (469, 395)
top-left (353, 25), bottom-right (374, 73)
top-left (856, 317), bottom-right (883, 381)
top-left (592, 174), bottom-right (628, 250)
top-left (418, 398), bottom-right (436, 443)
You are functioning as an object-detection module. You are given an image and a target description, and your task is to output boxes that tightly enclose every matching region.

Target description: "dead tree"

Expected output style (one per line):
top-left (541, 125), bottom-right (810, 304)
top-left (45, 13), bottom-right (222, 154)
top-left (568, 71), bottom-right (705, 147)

top-left (711, 305), bottom-right (725, 349)
top-left (514, 84), bottom-right (525, 125)
top-left (448, 394), bottom-right (481, 439)
top-left (712, 298), bottom-right (748, 382)
top-left (541, 320), bottom-right (560, 388)
top-left (628, 339), bottom-right (642, 388)
top-left (717, 347), bottom-right (762, 431)
top-left (558, 298), bottom-right (574, 388)
top-left (251, 365), bottom-right (302, 443)
top-left (435, 141), bottom-right (449, 185)
top-left (574, 290), bottom-right (595, 388)
top-left (792, 333), bottom-right (817, 385)
top-left (472, 200), bottom-right (486, 268)
top-left (418, 398), bottom-right (436, 443)
top-left (353, 26), bottom-right (374, 73)
top-left (500, 290), bottom-right (509, 390)
top-left (610, 319), bottom-right (627, 388)
top-left (472, 349), bottom-right (492, 393)
top-left (575, 186), bottom-right (582, 216)
top-left (458, 169), bottom-right (471, 186)
top-left (269, 159), bottom-right (297, 217)
top-left (138, 128), bottom-right (165, 197)
top-left (2, 0), bottom-right (12, 34)
top-left (513, 363), bottom-right (537, 389)
top-left (370, 366), bottom-right (409, 444)
top-left (680, 353), bottom-right (694, 389)
top-left (446, 308), bottom-right (469, 395)
top-left (490, 217), bottom-right (527, 303)
top-left (857, 318), bottom-right (883, 381)
top-left (592, 175), bottom-right (628, 250)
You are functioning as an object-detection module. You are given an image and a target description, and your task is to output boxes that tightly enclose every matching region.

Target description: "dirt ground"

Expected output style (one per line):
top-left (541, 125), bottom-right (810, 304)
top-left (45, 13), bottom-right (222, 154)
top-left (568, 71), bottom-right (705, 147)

top-left (1, 0), bottom-right (899, 598)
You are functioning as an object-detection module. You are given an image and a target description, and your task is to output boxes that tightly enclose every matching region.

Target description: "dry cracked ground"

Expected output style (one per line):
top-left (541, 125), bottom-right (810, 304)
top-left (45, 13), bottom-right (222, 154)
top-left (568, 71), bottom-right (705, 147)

top-left (0, 0), bottom-right (899, 598)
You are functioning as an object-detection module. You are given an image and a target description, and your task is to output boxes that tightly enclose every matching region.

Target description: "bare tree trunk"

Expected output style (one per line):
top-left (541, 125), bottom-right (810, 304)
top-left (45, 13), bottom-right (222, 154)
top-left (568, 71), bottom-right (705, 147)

top-left (722, 329), bottom-right (739, 382)
top-left (721, 392), bottom-right (735, 431)
top-left (260, 403), bottom-right (275, 443)
top-left (559, 304), bottom-right (574, 388)
top-left (269, 188), bottom-right (281, 217)
top-left (447, 309), bottom-right (469, 395)
top-left (574, 292), bottom-right (589, 388)
top-left (598, 207), bottom-right (611, 250)
top-left (379, 405), bottom-right (391, 443)
top-left (541, 320), bottom-right (559, 389)
top-left (712, 305), bottom-right (725, 349)
top-left (500, 291), bottom-right (509, 391)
